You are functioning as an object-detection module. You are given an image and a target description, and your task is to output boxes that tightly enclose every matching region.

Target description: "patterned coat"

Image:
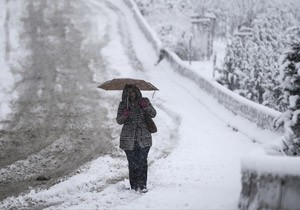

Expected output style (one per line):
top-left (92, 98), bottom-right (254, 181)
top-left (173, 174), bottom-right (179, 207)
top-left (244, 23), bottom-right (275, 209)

top-left (116, 86), bottom-right (156, 150)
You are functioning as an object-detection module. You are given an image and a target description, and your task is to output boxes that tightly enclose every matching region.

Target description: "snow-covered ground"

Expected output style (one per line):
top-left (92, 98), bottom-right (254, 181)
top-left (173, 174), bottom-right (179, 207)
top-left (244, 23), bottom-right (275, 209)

top-left (0, 0), bottom-right (281, 209)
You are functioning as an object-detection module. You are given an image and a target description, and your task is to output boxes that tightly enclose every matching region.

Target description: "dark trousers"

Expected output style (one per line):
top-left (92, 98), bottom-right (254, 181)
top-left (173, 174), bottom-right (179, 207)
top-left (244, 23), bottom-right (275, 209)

top-left (124, 143), bottom-right (150, 190)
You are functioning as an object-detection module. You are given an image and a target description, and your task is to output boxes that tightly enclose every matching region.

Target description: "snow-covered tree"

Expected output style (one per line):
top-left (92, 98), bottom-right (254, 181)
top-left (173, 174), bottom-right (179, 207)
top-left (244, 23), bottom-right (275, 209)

top-left (229, 0), bottom-right (267, 30)
top-left (274, 40), bottom-right (300, 155)
top-left (217, 38), bottom-right (244, 90)
top-left (218, 5), bottom-right (299, 110)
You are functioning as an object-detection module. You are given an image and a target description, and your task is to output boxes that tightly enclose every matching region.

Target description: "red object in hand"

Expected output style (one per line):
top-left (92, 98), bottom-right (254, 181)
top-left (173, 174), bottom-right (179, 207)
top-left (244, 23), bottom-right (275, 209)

top-left (122, 109), bottom-right (131, 118)
top-left (139, 99), bottom-right (149, 109)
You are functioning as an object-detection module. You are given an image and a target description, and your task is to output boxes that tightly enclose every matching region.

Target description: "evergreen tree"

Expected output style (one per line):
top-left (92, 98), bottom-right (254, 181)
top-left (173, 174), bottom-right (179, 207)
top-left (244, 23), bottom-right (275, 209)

top-left (274, 41), bottom-right (300, 155)
top-left (217, 38), bottom-right (244, 90)
top-left (219, 6), bottom-right (298, 110)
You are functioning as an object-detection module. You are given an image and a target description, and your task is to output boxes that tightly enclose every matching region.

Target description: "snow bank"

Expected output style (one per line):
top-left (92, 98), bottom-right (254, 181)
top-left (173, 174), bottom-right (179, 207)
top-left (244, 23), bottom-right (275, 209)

top-left (242, 148), bottom-right (300, 176)
top-left (239, 148), bottom-right (300, 210)
top-left (124, 0), bottom-right (282, 133)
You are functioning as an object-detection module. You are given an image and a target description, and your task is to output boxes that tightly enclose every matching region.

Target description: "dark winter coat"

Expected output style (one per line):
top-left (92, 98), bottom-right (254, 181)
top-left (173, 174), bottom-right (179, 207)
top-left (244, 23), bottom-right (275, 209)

top-left (116, 85), bottom-right (156, 150)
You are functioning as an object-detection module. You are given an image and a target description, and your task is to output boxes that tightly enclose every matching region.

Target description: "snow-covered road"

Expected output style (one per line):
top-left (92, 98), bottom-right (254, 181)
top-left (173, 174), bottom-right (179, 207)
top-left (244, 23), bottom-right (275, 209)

top-left (0, 0), bottom-right (280, 209)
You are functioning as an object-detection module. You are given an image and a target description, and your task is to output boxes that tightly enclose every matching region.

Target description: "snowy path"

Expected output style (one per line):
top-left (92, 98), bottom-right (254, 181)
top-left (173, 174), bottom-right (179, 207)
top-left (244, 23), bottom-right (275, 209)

top-left (106, 2), bottom-right (260, 209)
top-left (0, 0), bottom-right (280, 209)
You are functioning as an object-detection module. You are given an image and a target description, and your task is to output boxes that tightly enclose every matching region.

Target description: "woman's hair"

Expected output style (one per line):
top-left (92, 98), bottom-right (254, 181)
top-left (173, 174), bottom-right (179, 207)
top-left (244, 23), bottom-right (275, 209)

top-left (122, 84), bottom-right (142, 102)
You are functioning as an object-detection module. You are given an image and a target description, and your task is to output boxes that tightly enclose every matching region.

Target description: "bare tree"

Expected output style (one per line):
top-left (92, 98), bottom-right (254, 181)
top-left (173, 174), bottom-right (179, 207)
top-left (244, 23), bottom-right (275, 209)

top-left (233, 0), bottom-right (267, 28)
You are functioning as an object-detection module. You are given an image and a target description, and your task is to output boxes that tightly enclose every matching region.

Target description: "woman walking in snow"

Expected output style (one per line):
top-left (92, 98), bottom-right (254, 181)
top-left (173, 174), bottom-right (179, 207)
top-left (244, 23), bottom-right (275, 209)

top-left (116, 84), bottom-right (156, 193)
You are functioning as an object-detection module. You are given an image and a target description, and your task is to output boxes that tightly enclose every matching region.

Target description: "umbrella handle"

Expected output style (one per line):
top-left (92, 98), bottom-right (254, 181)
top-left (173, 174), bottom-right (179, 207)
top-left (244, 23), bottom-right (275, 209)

top-left (152, 91), bottom-right (156, 98)
top-left (127, 94), bottom-right (129, 109)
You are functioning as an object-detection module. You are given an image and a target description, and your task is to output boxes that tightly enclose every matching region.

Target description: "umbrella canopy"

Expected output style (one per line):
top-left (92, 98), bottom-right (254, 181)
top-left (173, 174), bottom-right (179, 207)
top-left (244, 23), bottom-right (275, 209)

top-left (98, 78), bottom-right (159, 91)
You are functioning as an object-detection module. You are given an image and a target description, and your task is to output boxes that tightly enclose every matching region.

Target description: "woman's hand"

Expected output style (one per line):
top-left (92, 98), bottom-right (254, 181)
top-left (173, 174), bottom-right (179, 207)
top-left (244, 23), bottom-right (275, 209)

top-left (139, 98), bottom-right (149, 109)
top-left (122, 108), bottom-right (131, 118)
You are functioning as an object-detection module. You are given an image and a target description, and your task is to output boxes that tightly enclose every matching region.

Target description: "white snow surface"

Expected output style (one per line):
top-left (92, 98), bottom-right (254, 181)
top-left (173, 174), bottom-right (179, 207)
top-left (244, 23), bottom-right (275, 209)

top-left (242, 148), bottom-right (300, 176)
top-left (0, 0), bottom-right (285, 209)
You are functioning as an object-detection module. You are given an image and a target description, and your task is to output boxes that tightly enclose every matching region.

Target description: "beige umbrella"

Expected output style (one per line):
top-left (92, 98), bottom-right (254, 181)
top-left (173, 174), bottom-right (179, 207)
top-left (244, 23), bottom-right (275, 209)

top-left (98, 78), bottom-right (158, 132)
top-left (97, 78), bottom-right (159, 91)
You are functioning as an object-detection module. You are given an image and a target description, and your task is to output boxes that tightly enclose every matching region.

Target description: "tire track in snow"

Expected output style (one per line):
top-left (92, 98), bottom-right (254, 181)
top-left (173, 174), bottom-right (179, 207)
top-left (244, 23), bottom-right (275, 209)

top-left (0, 0), bottom-right (117, 201)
